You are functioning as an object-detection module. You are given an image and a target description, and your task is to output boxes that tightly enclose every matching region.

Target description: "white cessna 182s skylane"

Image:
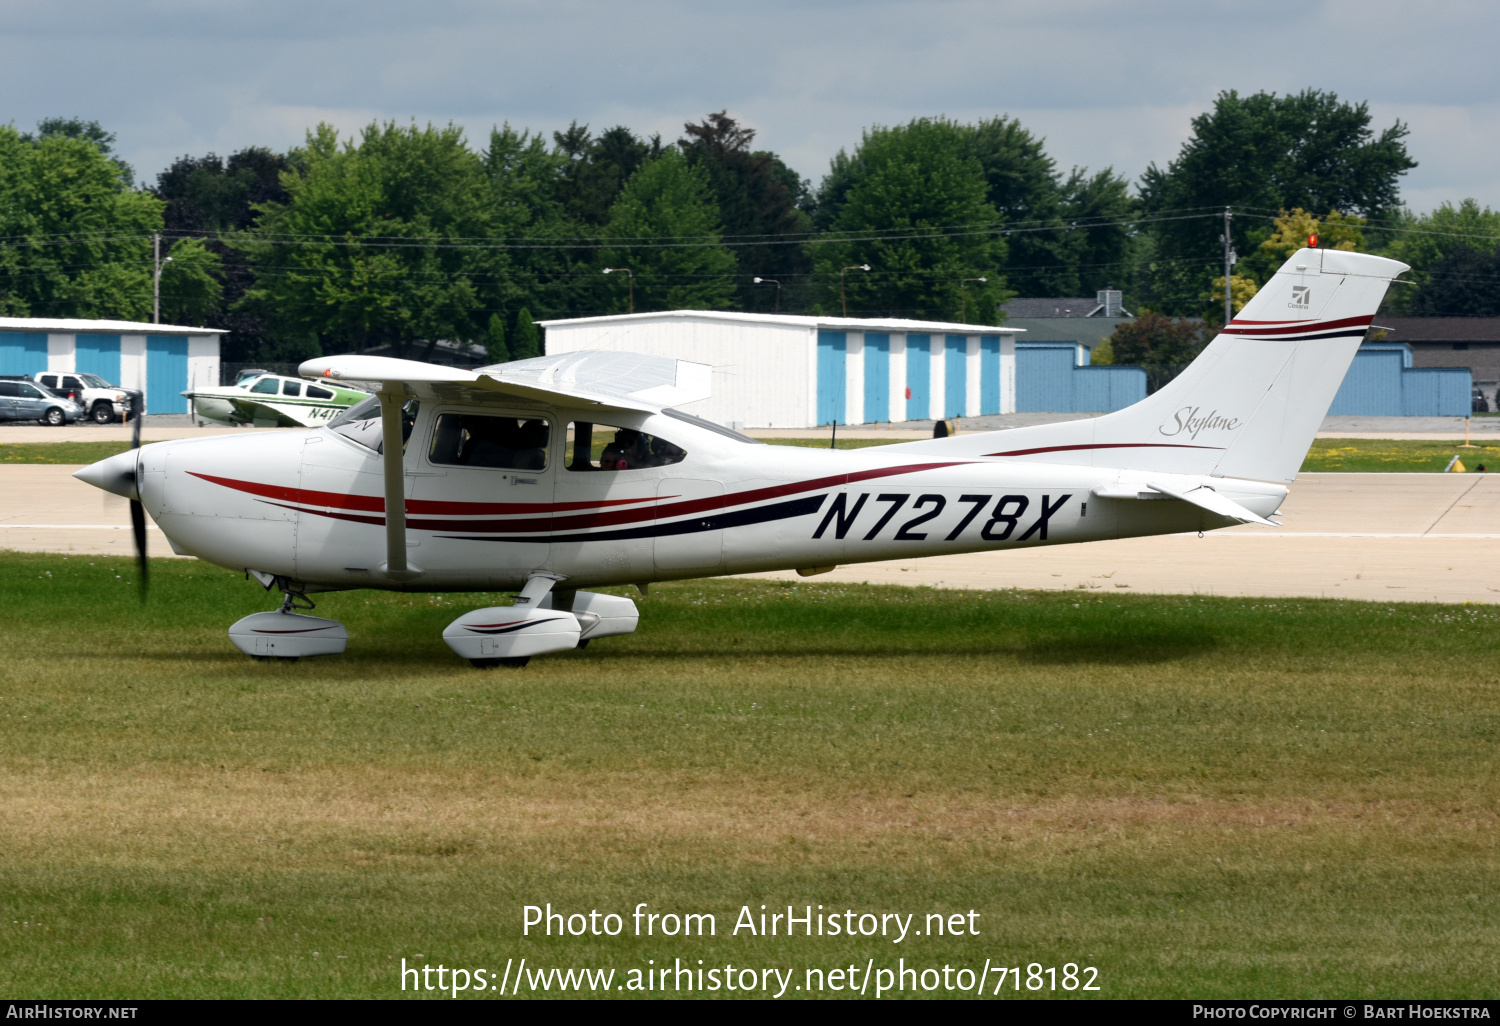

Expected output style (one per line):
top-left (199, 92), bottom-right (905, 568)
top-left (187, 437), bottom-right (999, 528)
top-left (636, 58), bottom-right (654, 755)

top-left (74, 248), bottom-right (1406, 667)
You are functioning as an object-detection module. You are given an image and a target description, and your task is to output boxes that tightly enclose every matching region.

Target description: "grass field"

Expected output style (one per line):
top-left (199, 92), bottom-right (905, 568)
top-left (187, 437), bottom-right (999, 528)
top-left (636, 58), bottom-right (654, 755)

top-left (1, 551), bottom-right (1496, 999)
top-left (5, 436), bottom-right (1500, 473)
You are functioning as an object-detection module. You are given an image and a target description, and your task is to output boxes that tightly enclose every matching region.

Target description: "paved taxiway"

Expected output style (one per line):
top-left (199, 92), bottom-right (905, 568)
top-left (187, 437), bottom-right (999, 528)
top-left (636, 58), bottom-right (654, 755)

top-left (2, 464), bottom-right (1496, 604)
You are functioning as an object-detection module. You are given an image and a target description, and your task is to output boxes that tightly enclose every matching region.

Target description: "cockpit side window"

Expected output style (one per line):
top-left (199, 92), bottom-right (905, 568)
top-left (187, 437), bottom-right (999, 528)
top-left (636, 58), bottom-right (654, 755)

top-left (428, 413), bottom-right (549, 470)
top-left (249, 376), bottom-right (279, 394)
top-left (566, 422), bottom-right (686, 471)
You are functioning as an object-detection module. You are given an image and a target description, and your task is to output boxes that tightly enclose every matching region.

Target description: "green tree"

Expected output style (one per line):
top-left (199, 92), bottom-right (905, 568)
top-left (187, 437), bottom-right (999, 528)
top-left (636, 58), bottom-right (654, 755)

top-left (1106, 312), bottom-right (1209, 366)
top-left (154, 147), bottom-right (291, 357)
top-left (477, 125), bottom-right (589, 328)
top-left (1139, 89), bottom-right (1416, 312)
top-left (25, 117), bottom-right (135, 187)
top-left (599, 149), bottom-right (736, 312)
top-left (241, 121), bottom-right (491, 361)
top-left (157, 238), bottom-right (223, 324)
top-left (553, 123), bottom-right (662, 227)
top-left (481, 313), bottom-right (508, 363)
top-left (1407, 247), bottom-right (1500, 316)
top-left (0, 125), bottom-right (170, 319)
top-left (811, 118), bottom-right (1010, 320)
top-left (1378, 200), bottom-right (1500, 313)
top-left (511, 308), bottom-right (540, 360)
top-left (680, 111), bottom-right (812, 312)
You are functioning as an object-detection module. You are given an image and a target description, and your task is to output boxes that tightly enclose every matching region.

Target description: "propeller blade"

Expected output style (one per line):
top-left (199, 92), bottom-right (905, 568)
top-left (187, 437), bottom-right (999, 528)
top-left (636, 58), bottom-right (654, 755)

top-left (130, 498), bottom-right (148, 601)
top-left (129, 394), bottom-right (146, 601)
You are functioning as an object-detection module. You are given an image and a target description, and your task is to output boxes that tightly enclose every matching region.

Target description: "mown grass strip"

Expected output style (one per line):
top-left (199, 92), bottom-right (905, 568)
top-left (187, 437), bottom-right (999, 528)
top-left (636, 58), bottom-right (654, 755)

top-left (1, 552), bottom-right (1496, 998)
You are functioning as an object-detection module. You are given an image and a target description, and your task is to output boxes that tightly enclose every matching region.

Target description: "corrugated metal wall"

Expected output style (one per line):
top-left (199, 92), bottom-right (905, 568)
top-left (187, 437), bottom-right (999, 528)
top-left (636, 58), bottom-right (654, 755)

top-left (0, 332), bottom-right (47, 377)
top-left (545, 316), bottom-right (1015, 427)
top-left (1329, 344), bottom-right (1470, 416)
top-left (1015, 342), bottom-right (1144, 413)
top-left (74, 334), bottom-right (122, 382)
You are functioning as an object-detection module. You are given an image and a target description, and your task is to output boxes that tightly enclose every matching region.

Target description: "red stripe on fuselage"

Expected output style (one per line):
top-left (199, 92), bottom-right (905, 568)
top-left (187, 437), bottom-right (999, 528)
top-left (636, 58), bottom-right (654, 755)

top-left (187, 471), bottom-right (665, 515)
top-left (200, 461), bottom-right (969, 534)
top-left (984, 442), bottom-right (1222, 458)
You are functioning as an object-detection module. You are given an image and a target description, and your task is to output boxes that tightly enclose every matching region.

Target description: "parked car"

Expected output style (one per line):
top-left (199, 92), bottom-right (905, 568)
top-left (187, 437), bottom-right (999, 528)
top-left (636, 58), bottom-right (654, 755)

top-left (35, 371), bottom-right (140, 424)
top-left (1473, 387), bottom-right (1490, 414)
top-left (0, 376), bottom-right (83, 425)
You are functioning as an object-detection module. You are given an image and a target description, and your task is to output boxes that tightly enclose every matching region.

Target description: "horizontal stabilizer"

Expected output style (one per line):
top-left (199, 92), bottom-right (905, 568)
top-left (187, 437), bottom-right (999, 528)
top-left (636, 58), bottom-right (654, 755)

top-left (1092, 481), bottom-right (1277, 526)
top-left (1145, 481), bottom-right (1277, 526)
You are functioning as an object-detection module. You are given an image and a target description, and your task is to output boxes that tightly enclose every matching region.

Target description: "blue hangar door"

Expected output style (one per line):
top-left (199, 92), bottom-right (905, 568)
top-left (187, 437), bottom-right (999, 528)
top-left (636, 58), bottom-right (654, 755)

top-left (75, 334), bottom-right (122, 384)
top-left (146, 335), bottom-right (188, 414)
top-left (817, 331), bottom-right (847, 426)
top-left (863, 333), bottom-right (889, 424)
top-left (906, 334), bottom-right (930, 420)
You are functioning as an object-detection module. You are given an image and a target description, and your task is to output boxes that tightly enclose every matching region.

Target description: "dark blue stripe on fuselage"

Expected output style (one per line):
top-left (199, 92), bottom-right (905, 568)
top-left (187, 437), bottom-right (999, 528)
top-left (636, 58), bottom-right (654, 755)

top-left (439, 494), bottom-right (828, 545)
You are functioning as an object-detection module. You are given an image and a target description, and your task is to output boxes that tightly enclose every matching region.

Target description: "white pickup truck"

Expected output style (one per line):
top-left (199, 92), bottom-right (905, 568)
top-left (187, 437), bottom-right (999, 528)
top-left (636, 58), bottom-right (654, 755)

top-left (34, 372), bottom-right (140, 424)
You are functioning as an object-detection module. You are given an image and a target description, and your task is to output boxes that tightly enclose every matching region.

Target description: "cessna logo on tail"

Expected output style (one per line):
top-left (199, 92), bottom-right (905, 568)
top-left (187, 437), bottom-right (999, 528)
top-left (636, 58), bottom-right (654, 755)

top-left (1160, 406), bottom-right (1242, 440)
top-left (1289, 285), bottom-right (1311, 310)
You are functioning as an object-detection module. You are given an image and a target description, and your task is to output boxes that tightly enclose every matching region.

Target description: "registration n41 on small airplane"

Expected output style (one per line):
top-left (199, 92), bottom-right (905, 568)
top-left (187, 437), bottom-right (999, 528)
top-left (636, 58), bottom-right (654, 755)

top-left (74, 248), bottom-right (1407, 666)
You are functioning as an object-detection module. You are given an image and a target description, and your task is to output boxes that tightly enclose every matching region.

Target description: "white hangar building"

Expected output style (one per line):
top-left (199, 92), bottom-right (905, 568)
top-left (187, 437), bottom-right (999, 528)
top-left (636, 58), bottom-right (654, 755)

top-left (538, 311), bottom-right (1024, 429)
top-left (0, 318), bottom-right (222, 414)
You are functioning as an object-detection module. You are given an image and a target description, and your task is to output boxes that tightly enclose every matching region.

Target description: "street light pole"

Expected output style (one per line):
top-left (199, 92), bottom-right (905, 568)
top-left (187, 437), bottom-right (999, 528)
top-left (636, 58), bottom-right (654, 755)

top-left (840, 264), bottom-right (870, 318)
top-left (753, 276), bottom-right (781, 314)
top-left (960, 277), bottom-right (987, 323)
top-left (603, 267), bottom-right (634, 314)
top-left (152, 232), bottom-right (172, 324)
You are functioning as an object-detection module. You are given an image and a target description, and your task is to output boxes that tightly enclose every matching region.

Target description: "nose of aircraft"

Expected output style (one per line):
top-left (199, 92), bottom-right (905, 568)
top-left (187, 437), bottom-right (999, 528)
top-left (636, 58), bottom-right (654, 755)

top-left (73, 449), bottom-right (141, 500)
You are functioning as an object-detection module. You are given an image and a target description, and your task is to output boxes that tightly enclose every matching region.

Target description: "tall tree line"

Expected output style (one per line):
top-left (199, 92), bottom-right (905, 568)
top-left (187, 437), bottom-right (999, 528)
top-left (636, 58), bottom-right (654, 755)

top-left (4, 91), bottom-right (1483, 368)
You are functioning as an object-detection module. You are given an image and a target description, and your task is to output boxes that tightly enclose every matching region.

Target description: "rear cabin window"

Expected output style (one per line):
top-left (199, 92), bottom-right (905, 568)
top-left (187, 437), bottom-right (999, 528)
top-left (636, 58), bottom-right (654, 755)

top-left (429, 413), bottom-right (549, 470)
top-left (306, 385), bottom-right (334, 400)
top-left (566, 422), bottom-right (686, 471)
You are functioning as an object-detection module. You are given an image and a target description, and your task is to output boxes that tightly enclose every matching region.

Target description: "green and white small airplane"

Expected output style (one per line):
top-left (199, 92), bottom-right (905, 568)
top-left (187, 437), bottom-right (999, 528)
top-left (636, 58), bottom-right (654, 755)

top-left (184, 371), bottom-right (371, 428)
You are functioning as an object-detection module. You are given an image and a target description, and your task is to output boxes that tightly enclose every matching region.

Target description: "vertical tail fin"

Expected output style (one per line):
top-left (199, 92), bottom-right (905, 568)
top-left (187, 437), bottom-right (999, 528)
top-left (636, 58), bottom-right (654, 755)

top-left (892, 248), bottom-right (1409, 483)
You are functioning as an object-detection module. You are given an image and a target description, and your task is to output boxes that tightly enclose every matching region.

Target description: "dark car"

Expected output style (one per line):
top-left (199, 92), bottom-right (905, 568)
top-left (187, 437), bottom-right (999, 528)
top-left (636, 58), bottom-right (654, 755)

top-left (0, 375), bottom-right (83, 425)
top-left (1473, 387), bottom-right (1490, 414)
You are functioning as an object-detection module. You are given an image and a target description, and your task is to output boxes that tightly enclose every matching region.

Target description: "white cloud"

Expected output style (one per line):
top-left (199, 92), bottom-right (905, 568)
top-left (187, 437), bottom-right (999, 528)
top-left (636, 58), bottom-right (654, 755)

top-left (1, 0), bottom-right (1497, 211)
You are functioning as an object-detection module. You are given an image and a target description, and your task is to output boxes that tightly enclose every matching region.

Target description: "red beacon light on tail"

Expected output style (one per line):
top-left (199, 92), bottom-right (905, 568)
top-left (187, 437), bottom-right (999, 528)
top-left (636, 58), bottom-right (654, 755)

top-left (1308, 233), bottom-right (1319, 248)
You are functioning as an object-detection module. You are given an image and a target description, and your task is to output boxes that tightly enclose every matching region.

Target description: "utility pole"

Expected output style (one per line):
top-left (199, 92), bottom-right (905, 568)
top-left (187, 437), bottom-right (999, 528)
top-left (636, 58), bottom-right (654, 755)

top-left (152, 233), bottom-right (172, 324)
top-left (1222, 207), bottom-right (1235, 326)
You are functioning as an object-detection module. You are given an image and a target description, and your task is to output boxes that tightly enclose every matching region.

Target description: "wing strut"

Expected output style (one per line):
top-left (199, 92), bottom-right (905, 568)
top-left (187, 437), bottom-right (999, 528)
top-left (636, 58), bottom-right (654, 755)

top-left (378, 390), bottom-right (421, 582)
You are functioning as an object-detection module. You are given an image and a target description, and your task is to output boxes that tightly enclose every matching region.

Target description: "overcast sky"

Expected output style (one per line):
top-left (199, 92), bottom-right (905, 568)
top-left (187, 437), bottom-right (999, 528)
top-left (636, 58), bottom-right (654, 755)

top-left (2, 0), bottom-right (1496, 214)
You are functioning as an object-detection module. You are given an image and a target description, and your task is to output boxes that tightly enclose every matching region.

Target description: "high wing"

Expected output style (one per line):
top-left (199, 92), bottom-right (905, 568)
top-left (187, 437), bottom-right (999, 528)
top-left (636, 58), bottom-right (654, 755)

top-left (298, 350), bottom-right (713, 413)
top-left (296, 349), bottom-right (715, 584)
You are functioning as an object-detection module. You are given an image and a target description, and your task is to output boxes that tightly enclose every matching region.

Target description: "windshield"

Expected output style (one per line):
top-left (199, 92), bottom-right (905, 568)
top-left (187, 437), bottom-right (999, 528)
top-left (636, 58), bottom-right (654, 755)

top-left (77, 373), bottom-right (113, 388)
